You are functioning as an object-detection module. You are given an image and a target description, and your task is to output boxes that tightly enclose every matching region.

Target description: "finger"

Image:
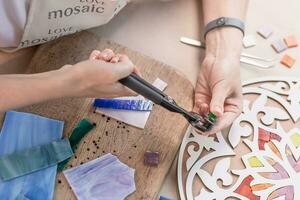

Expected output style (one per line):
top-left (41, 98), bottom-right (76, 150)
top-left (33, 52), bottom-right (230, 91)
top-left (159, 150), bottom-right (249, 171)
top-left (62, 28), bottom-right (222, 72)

top-left (112, 55), bottom-right (135, 80)
top-left (210, 82), bottom-right (229, 117)
top-left (199, 103), bottom-right (209, 115)
top-left (99, 49), bottom-right (115, 62)
top-left (89, 50), bottom-right (101, 60)
top-left (133, 66), bottom-right (142, 77)
top-left (193, 92), bottom-right (210, 113)
top-left (116, 54), bottom-right (142, 76)
top-left (193, 101), bottom-right (201, 113)
top-left (118, 54), bottom-right (129, 62)
top-left (110, 54), bottom-right (121, 63)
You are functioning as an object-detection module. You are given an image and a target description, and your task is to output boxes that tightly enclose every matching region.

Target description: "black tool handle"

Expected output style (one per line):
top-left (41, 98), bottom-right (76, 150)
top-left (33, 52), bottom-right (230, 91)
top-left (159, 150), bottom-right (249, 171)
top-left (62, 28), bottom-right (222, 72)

top-left (119, 74), bottom-right (165, 105)
top-left (119, 74), bottom-right (196, 119)
top-left (119, 74), bottom-right (209, 131)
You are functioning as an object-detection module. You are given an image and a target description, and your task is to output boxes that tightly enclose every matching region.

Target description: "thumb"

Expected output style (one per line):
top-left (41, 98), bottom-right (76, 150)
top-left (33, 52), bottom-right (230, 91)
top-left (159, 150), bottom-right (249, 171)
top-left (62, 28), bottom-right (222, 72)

top-left (210, 82), bottom-right (228, 117)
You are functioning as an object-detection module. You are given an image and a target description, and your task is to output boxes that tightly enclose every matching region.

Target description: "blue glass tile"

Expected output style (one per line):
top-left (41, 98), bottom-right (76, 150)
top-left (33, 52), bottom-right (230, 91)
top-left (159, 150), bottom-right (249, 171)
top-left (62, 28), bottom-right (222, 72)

top-left (0, 111), bottom-right (64, 200)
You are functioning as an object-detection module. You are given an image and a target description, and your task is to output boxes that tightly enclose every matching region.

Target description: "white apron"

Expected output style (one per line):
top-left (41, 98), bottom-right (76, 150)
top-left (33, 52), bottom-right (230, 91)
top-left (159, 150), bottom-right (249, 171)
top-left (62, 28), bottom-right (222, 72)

top-left (1, 0), bottom-right (128, 52)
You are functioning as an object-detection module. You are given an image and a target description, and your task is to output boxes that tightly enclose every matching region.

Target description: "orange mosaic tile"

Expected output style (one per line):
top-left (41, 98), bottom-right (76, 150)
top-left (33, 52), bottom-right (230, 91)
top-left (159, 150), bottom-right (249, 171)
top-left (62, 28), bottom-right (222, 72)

top-left (284, 35), bottom-right (298, 48)
top-left (280, 54), bottom-right (296, 68)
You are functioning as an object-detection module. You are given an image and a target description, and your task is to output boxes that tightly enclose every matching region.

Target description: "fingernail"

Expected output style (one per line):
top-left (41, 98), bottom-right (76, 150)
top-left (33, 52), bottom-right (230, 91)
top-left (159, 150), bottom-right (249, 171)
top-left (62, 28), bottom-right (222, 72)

top-left (214, 106), bottom-right (223, 116)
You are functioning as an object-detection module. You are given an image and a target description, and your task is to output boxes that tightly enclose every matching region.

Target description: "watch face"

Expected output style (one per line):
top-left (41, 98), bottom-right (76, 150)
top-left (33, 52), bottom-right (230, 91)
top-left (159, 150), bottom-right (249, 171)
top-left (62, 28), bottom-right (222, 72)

top-left (217, 17), bottom-right (226, 25)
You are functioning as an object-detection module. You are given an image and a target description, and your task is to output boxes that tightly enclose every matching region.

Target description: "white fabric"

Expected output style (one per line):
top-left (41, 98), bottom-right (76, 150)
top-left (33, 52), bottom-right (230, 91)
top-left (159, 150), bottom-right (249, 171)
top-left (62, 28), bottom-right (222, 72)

top-left (0, 0), bottom-right (30, 48)
top-left (0, 0), bottom-right (128, 51)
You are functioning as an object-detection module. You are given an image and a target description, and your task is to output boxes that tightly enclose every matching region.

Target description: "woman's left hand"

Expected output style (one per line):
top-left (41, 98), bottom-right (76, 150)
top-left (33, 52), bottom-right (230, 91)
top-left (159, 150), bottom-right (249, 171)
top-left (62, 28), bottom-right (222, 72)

top-left (194, 28), bottom-right (243, 135)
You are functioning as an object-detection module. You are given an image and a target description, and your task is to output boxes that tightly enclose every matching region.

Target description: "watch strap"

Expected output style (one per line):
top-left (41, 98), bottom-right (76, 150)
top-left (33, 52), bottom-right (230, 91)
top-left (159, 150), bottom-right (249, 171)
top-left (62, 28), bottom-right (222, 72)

top-left (204, 17), bottom-right (245, 39)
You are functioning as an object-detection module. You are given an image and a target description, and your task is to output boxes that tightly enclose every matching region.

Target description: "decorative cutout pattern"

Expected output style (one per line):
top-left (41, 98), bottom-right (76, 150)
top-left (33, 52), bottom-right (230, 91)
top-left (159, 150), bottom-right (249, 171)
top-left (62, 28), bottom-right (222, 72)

top-left (178, 77), bottom-right (300, 200)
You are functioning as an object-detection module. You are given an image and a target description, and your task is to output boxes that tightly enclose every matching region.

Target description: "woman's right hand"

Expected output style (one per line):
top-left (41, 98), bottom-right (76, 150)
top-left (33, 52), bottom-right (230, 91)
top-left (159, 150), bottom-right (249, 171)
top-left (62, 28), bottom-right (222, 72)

top-left (60, 49), bottom-right (138, 98)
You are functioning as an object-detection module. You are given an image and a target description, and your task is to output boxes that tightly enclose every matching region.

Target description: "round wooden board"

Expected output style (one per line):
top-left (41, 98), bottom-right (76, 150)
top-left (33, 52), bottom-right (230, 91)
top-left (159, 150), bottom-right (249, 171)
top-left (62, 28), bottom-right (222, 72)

top-left (12, 31), bottom-right (194, 200)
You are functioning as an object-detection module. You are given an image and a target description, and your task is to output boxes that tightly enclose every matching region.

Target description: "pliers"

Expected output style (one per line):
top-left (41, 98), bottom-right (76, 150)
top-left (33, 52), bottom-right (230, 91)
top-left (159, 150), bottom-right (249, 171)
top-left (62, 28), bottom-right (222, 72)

top-left (119, 74), bottom-right (216, 132)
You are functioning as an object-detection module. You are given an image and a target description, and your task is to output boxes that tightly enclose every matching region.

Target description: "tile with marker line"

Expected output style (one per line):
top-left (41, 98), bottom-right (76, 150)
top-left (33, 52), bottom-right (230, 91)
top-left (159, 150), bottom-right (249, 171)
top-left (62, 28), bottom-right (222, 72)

top-left (257, 25), bottom-right (273, 39)
top-left (271, 39), bottom-right (288, 53)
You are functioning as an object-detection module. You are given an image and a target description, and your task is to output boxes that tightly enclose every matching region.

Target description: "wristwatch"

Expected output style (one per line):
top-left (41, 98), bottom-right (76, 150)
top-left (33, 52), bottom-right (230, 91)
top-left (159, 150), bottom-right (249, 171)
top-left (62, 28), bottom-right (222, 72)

top-left (203, 17), bottom-right (245, 39)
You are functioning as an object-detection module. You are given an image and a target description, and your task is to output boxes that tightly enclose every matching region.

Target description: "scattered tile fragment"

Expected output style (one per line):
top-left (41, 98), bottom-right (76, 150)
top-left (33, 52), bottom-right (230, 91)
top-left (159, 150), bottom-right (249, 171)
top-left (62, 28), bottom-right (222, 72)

top-left (271, 39), bottom-right (288, 53)
top-left (234, 175), bottom-right (260, 200)
top-left (281, 54), bottom-right (296, 68)
top-left (258, 128), bottom-right (282, 150)
top-left (144, 151), bottom-right (160, 166)
top-left (257, 26), bottom-right (273, 39)
top-left (57, 118), bottom-right (95, 172)
top-left (286, 145), bottom-right (300, 172)
top-left (243, 35), bottom-right (257, 48)
top-left (248, 156), bottom-right (263, 168)
top-left (251, 183), bottom-right (274, 191)
top-left (160, 196), bottom-right (172, 200)
top-left (270, 133), bottom-right (282, 142)
top-left (284, 35), bottom-right (298, 48)
top-left (64, 153), bottom-right (136, 200)
top-left (268, 186), bottom-right (294, 200)
top-left (290, 133), bottom-right (300, 148)
top-left (259, 128), bottom-right (270, 141)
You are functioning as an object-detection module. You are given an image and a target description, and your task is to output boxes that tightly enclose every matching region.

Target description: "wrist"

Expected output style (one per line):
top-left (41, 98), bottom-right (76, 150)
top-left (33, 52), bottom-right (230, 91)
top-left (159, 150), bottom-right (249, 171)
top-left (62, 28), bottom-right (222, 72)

top-left (205, 27), bottom-right (243, 59)
top-left (53, 65), bottom-right (81, 98)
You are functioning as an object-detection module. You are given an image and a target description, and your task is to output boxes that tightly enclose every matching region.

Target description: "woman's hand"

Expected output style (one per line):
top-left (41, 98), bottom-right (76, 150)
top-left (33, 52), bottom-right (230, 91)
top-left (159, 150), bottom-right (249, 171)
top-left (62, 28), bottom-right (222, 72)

top-left (194, 28), bottom-right (243, 135)
top-left (0, 49), bottom-right (138, 112)
top-left (60, 49), bottom-right (139, 98)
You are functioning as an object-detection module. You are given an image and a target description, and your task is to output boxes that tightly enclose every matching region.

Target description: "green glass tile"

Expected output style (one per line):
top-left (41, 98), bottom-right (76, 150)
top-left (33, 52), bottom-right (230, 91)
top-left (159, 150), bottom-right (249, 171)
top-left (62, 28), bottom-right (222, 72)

top-left (0, 139), bottom-right (73, 181)
top-left (208, 113), bottom-right (217, 120)
top-left (57, 119), bottom-right (95, 171)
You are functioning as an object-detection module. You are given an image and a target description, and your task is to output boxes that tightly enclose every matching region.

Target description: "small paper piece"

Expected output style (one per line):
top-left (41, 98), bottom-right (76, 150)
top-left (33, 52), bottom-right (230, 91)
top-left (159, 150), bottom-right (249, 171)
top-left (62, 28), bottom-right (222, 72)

top-left (281, 54), bottom-right (296, 68)
top-left (93, 99), bottom-right (153, 111)
top-left (243, 35), bottom-right (257, 48)
top-left (95, 78), bottom-right (168, 129)
top-left (257, 26), bottom-right (273, 39)
top-left (271, 39), bottom-right (288, 53)
top-left (0, 111), bottom-right (64, 200)
top-left (284, 35), bottom-right (298, 48)
top-left (0, 139), bottom-right (73, 181)
top-left (64, 153), bottom-right (136, 200)
top-left (144, 151), bottom-right (160, 166)
top-left (57, 119), bottom-right (95, 171)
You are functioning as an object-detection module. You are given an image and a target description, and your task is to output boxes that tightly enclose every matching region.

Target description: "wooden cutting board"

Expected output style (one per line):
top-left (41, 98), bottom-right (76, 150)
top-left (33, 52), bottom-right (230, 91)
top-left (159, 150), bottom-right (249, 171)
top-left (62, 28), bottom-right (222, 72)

top-left (12, 31), bottom-right (193, 200)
